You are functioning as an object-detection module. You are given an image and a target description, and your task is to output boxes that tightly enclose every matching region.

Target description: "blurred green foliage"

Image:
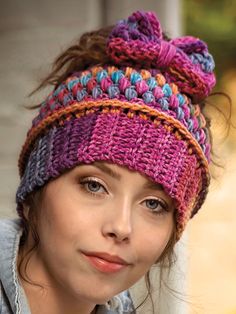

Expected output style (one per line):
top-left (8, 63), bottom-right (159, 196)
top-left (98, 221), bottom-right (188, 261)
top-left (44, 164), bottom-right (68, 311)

top-left (183, 0), bottom-right (236, 85)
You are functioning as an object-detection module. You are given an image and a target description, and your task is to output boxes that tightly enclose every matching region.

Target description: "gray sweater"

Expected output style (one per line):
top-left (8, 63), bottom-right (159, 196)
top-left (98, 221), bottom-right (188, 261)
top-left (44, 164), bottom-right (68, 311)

top-left (0, 219), bottom-right (135, 314)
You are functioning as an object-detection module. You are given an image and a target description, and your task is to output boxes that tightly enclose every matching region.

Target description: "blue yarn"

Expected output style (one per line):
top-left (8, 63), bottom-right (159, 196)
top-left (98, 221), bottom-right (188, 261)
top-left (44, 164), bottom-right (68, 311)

top-left (92, 87), bottom-right (102, 99)
top-left (177, 94), bottom-right (185, 106)
top-left (76, 89), bottom-right (88, 101)
top-left (108, 85), bottom-right (120, 98)
top-left (125, 86), bottom-right (138, 100)
top-left (142, 91), bottom-right (155, 104)
top-left (146, 77), bottom-right (157, 90)
top-left (203, 53), bottom-right (215, 72)
top-left (190, 53), bottom-right (202, 65)
top-left (111, 70), bottom-right (124, 84)
top-left (96, 70), bottom-right (108, 83)
top-left (162, 84), bottom-right (172, 97)
top-left (63, 94), bottom-right (73, 107)
top-left (176, 107), bottom-right (184, 120)
top-left (54, 84), bottom-right (65, 97)
top-left (158, 98), bottom-right (169, 111)
top-left (187, 119), bottom-right (194, 132)
top-left (127, 21), bottom-right (137, 29)
top-left (194, 131), bottom-right (200, 141)
top-left (80, 74), bottom-right (92, 86)
top-left (130, 72), bottom-right (142, 84)
top-left (190, 52), bottom-right (215, 73)
top-left (67, 78), bottom-right (80, 91)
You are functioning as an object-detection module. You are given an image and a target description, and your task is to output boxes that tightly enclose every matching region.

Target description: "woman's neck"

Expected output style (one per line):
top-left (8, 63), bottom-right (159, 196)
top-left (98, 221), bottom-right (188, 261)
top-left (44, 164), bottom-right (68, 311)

top-left (18, 244), bottom-right (97, 314)
top-left (20, 281), bottom-right (97, 314)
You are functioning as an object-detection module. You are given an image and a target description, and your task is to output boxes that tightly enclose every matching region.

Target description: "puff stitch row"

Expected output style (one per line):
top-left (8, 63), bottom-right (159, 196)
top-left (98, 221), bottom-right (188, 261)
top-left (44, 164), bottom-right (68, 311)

top-left (31, 66), bottom-right (210, 160)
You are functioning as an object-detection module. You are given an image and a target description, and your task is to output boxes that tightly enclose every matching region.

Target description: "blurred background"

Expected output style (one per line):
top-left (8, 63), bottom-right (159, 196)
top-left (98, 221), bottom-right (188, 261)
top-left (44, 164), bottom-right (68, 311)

top-left (0, 0), bottom-right (235, 313)
top-left (184, 1), bottom-right (236, 314)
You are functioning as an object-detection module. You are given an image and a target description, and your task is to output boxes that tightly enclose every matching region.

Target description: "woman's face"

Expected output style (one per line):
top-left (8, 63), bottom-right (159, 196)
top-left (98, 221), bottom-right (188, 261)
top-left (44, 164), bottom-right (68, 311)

top-left (31, 162), bottom-right (175, 304)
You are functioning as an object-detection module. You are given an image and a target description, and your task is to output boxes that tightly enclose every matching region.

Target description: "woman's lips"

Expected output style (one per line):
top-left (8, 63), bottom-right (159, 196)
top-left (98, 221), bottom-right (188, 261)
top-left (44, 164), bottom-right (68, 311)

top-left (82, 251), bottom-right (131, 273)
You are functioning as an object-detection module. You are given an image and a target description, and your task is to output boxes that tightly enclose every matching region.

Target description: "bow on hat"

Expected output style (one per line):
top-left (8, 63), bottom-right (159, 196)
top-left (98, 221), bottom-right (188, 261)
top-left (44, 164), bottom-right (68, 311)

top-left (107, 11), bottom-right (216, 103)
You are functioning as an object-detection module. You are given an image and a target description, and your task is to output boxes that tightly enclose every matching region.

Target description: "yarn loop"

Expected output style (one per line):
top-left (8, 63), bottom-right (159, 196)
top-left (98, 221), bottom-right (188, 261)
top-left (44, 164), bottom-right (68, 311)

top-left (107, 11), bottom-right (216, 102)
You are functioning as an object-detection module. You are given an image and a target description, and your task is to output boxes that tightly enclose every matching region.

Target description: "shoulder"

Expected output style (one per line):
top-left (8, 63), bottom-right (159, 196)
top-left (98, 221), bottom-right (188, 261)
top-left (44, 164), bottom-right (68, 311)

top-left (0, 280), bottom-right (4, 314)
top-left (0, 218), bottom-right (21, 233)
top-left (0, 218), bottom-right (22, 273)
top-left (0, 219), bottom-right (23, 314)
top-left (0, 279), bottom-right (17, 314)
top-left (97, 290), bottom-right (135, 314)
top-left (0, 218), bottom-right (22, 245)
top-left (113, 290), bottom-right (135, 313)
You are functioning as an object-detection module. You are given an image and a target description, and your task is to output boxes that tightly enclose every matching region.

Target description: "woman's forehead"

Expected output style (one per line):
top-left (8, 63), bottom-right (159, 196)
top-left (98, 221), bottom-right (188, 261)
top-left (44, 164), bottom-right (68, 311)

top-left (73, 162), bottom-right (162, 187)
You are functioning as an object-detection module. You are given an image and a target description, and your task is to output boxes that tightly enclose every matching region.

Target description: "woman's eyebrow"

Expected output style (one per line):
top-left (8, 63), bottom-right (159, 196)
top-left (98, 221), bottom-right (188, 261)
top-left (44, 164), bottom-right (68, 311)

top-left (93, 163), bottom-right (121, 180)
top-left (143, 181), bottom-right (164, 191)
top-left (91, 164), bottom-right (164, 190)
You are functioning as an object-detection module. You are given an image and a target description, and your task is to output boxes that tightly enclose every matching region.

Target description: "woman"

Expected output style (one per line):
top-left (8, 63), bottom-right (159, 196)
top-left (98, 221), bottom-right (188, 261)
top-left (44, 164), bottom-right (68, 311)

top-left (0, 10), bottom-right (217, 314)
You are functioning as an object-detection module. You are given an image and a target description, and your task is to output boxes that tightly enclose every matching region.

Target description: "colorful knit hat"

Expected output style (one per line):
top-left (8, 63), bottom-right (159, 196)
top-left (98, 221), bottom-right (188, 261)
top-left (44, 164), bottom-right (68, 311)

top-left (16, 11), bottom-right (216, 238)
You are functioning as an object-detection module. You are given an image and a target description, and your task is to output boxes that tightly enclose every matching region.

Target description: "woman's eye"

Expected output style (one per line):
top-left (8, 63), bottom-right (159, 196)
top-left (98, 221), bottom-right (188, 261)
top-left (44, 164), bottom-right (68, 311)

top-left (87, 181), bottom-right (102, 193)
top-left (143, 198), bottom-right (168, 214)
top-left (79, 178), bottom-right (107, 196)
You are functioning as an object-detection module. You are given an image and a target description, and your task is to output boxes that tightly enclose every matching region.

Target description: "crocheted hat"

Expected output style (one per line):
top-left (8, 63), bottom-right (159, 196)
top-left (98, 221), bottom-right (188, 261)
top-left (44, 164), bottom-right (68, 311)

top-left (16, 11), bottom-right (216, 238)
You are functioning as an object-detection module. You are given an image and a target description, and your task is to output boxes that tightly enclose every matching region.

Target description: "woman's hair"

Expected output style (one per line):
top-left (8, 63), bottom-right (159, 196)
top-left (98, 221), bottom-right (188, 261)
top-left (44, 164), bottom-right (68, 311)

top-left (31, 26), bottom-right (113, 96)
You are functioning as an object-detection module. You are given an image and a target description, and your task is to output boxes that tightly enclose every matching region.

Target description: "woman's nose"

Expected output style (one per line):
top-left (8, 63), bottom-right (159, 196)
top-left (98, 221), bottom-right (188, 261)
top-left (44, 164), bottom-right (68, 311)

top-left (102, 199), bottom-right (133, 243)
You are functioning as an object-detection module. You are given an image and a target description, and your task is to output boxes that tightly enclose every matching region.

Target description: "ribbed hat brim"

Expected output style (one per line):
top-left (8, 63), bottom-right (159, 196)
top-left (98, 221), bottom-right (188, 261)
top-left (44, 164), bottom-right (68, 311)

top-left (16, 107), bottom-right (209, 238)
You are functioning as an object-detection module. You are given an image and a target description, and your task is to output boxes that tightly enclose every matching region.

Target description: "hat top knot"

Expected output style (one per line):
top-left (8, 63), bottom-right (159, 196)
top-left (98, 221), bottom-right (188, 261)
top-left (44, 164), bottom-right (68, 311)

top-left (107, 11), bottom-right (216, 102)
